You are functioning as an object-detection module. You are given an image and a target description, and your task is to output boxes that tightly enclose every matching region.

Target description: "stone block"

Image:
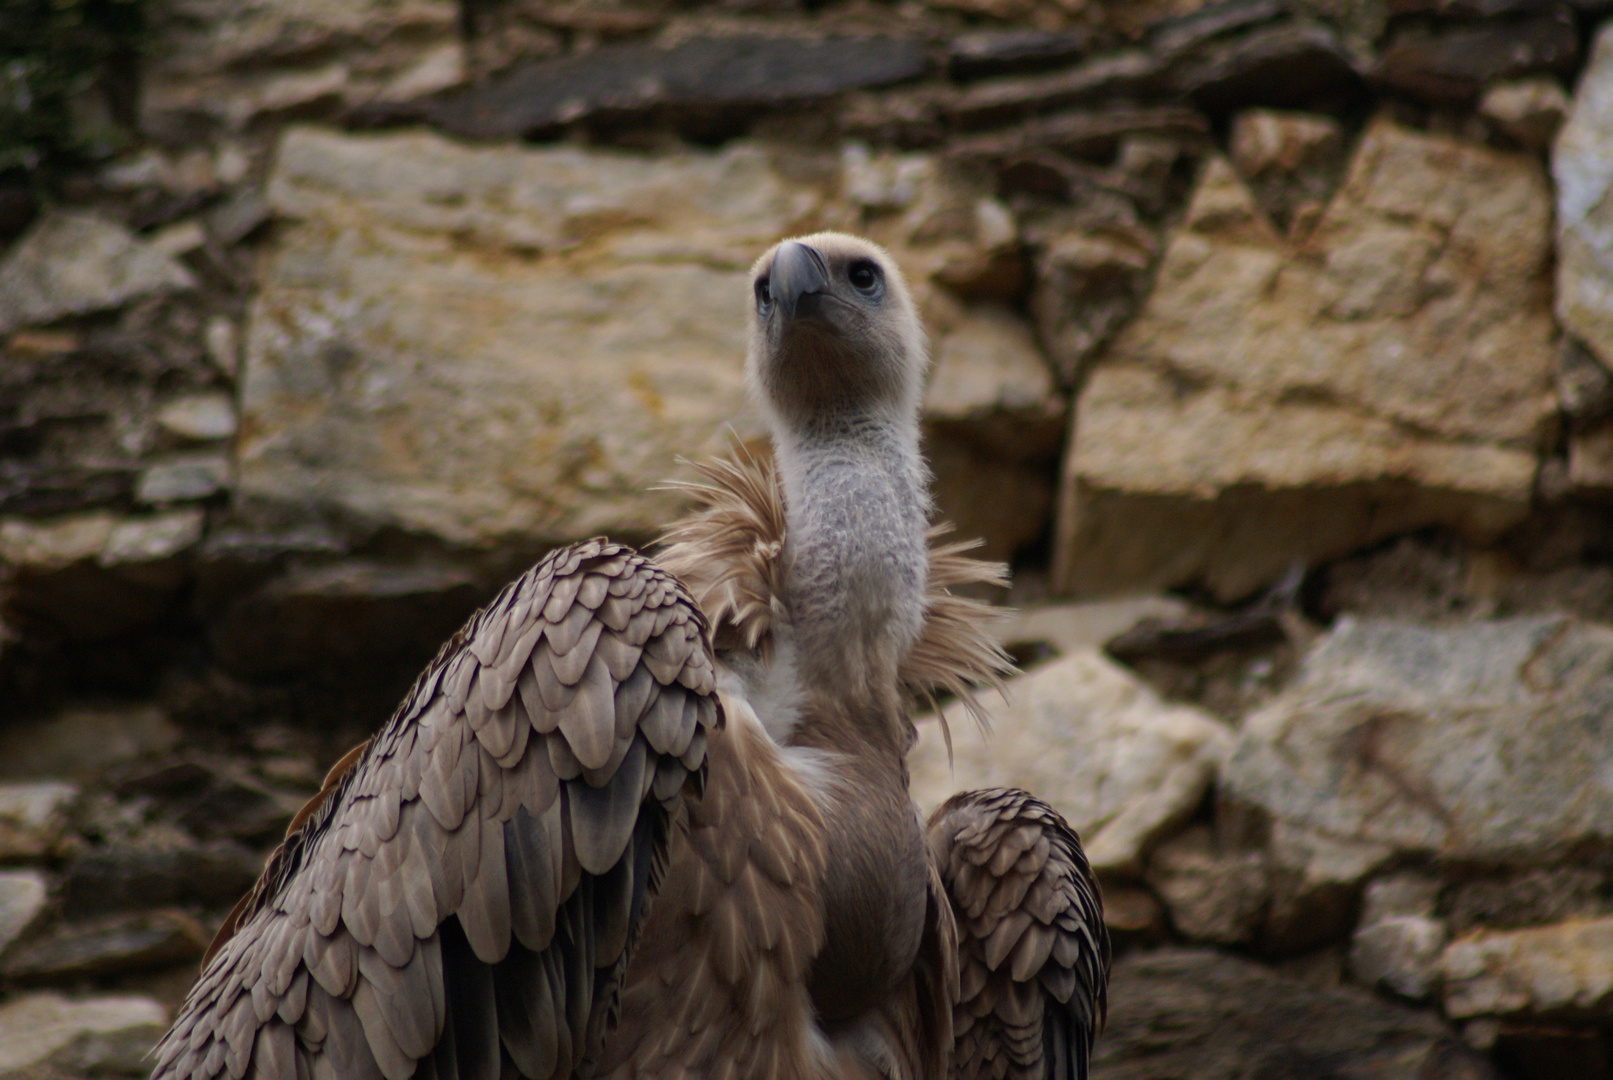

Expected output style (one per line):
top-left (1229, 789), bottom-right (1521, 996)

top-left (1059, 119), bottom-right (1554, 600)
top-left (0, 872), bottom-right (48, 956)
top-left (1555, 25), bottom-right (1613, 371)
top-left (1444, 917), bottom-right (1613, 1022)
top-left (0, 993), bottom-right (166, 1077)
top-left (237, 127), bottom-right (797, 549)
top-left (1351, 915), bottom-right (1447, 1001)
top-left (1224, 616), bottom-right (1613, 866)
top-left (1146, 825), bottom-right (1270, 945)
top-left (0, 705), bottom-right (178, 783)
top-left (0, 784), bottom-right (79, 861)
top-left (1093, 948), bottom-right (1500, 1079)
top-left (908, 650), bottom-right (1232, 878)
top-left (0, 214), bottom-right (194, 335)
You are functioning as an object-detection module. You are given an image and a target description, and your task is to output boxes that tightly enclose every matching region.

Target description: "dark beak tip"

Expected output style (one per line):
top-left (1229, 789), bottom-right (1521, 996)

top-left (772, 241), bottom-right (830, 321)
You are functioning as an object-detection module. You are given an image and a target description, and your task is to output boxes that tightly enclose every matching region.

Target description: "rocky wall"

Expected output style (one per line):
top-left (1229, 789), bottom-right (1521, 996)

top-left (6, 0), bottom-right (1613, 1076)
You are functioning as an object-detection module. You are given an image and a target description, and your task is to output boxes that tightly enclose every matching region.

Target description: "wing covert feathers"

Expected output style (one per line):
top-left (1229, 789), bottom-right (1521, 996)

top-left (656, 451), bottom-right (1014, 726)
top-left (928, 790), bottom-right (1111, 1080)
top-left (595, 693), bottom-right (831, 1080)
top-left (154, 540), bottom-right (719, 1080)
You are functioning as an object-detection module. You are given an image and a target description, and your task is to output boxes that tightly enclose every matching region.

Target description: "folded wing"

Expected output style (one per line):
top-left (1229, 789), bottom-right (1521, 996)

top-left (928, 790), bottom-right (1111, 1080)
top-left (151, 540), bottom-right (720, 1080)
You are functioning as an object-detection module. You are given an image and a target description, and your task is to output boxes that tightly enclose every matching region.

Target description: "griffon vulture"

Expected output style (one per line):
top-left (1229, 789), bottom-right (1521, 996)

top-left (151, 233), bottom-right (1109, 1080)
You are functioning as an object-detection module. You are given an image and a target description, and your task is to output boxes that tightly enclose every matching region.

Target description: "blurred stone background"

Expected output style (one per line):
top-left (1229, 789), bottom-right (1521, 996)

top-left (4, 0), bottom-right (1613, 1076)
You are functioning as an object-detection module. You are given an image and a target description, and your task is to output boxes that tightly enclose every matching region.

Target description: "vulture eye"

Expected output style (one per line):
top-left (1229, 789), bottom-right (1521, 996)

top-left (754, 275), bottom-right (772, 316)
top-left (847, 259), bottom-right (882, 297)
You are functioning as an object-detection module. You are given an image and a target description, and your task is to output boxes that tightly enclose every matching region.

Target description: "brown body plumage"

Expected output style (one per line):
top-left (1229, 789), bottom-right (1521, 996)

top-left (150, 234), bottom-right (1108, 1080)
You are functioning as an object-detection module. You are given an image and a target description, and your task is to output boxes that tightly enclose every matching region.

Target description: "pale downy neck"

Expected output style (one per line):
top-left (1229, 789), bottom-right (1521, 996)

top-left (769, 405), bottom-right (930, 755)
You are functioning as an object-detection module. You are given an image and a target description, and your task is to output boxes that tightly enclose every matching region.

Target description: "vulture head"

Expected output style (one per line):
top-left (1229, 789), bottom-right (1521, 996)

top-left (746, 232), bottom-right (927, 433)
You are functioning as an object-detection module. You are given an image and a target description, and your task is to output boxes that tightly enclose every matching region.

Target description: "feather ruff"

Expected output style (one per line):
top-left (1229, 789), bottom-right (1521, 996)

top-left (655, 448), bottom-right (1014, 732)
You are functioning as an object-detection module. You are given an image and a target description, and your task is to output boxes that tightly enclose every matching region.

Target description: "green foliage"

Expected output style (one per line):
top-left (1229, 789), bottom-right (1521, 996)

top-left (0, 0), bottom-right (150, 173)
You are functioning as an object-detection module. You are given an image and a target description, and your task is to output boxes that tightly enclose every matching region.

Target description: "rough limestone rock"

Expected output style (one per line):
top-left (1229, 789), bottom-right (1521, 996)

top-left (1481, 77), bottom-right (1570, 151)
top-left (0, 512), bottom-right (203, 575)
top-left (208, 560), bottom-right (482, 679)
top-left (1443, 917), bottom-right (1613, 1022)
top-left (923, 303), bottom-right (1057, 426)
top-left (1556, 24), bottom-right (1613, 370)
top-left (1360, 874), bottom-right (1442, 924)
top-left (0, 992), bottom-right (166, 1076)
top-left (147, 0), bottom-right (456, 78)
top-left (0, 706), bottom-right (179, 783)
top-left (1228, 108), bottom-right (1345, 228)
top-left (155, 394), bottom-right (238, 442)
top-left (1092, 949), bottom-right (1500, 1080)
top-left (1261, 819), bottom-right (1394, 957)
top-left (237, 126), bottom-right (808, 548)
top-left (907, 650), bottom-right (1232, 877)
top-left (0, 784), bottom-right (79, 860)
top-left (0, 512), bottom-right (204, 641)
top-left (240, 127), bottom-right (1051, 556)
top-left (0, 872), bottom-right (47, 956)
top-left (61, 837), bottom-right (262, 918)
top-left (140, 0), bottom-right (459, 135)
top-left (1060, 118), bottom-right (1553, 600)
top-left (922, 301), bottom-right (1064, 562)
top-left (1349, 875), bottom-right (1450, 999)
top-left (1223, 616), bottom-right (1613, 866)
top-left (1446, 867), bottom-right (1611, 935)
top-left (0, 214), bottom-right (195, 335)
top-left (2, 910), bottom-right (210, 983)
top-left (136, 454), bottom-right (232, 504)
top-left (428, 36), bottom-right (928, 141)
top-left (1352, 915), bottom-right (1447, 1002)
top-left (1145, 825), bottom-right (1270, 946)
top-left (996, 594), bottom-right (1192, 655)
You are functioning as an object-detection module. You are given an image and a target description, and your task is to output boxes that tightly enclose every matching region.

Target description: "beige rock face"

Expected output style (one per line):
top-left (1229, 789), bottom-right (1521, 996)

top-left (907, 650), bottom-right (1232, 877)
top-left (1262, 820), bottom-right (1394, 956)
top-left (0, 512), bottom-right (206, 643)
top-left (1482, 78), bottom-right (1570, 151)
top-left (1223, 616), bottom-right (1613, 865)
top-left (149, 0), bottom-right (456, 77)
top-left (922, 301), bottom-right (1064, 562)
top-left (1443, 918), bottom-right (1613, 1021)
top-left (0, 992), bottom-right (166, 1076)
top-left (141, 0), bottom-right (459, 133)
top-left (0, 784), bottom-right (78, 861)
top-left (923, 304), bottom-right (1055, 423)
top-left (1229, 108), bottom-right (1346, 228)
top-left (1352, 915), bottom-right (1446, 1002)
top-left (0, 872), bottom-right (46, 957)
top-left (1146, 825), bottom-right (1269, 946)
top-left (237, 127), bottom-right (813, 548)
top-left (1059, 118), bottom-right (1554, 600)
top-left (0, 214), bottom-right (195, 335)
top-left (0, 511), bottom-right (203, 571)
top-left (996, 594), bottom-right (1192, 655)
top-left (0, 706), bottom-right (179, 783)
top-left (240, 127), bottom-right (1059, 555)
top-left (1555, 24), bottom-right (1613, 368)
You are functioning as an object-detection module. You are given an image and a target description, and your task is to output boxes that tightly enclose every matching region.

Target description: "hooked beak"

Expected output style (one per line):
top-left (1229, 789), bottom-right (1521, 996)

top-left (770, 241), bottom-right (831, 321)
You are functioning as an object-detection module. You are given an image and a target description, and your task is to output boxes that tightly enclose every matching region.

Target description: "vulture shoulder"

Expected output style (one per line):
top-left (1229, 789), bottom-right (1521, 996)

top-left (151, 540), bottom-right (720, 1080)
top-left (928, 790), bottom-right (1111, 1080)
